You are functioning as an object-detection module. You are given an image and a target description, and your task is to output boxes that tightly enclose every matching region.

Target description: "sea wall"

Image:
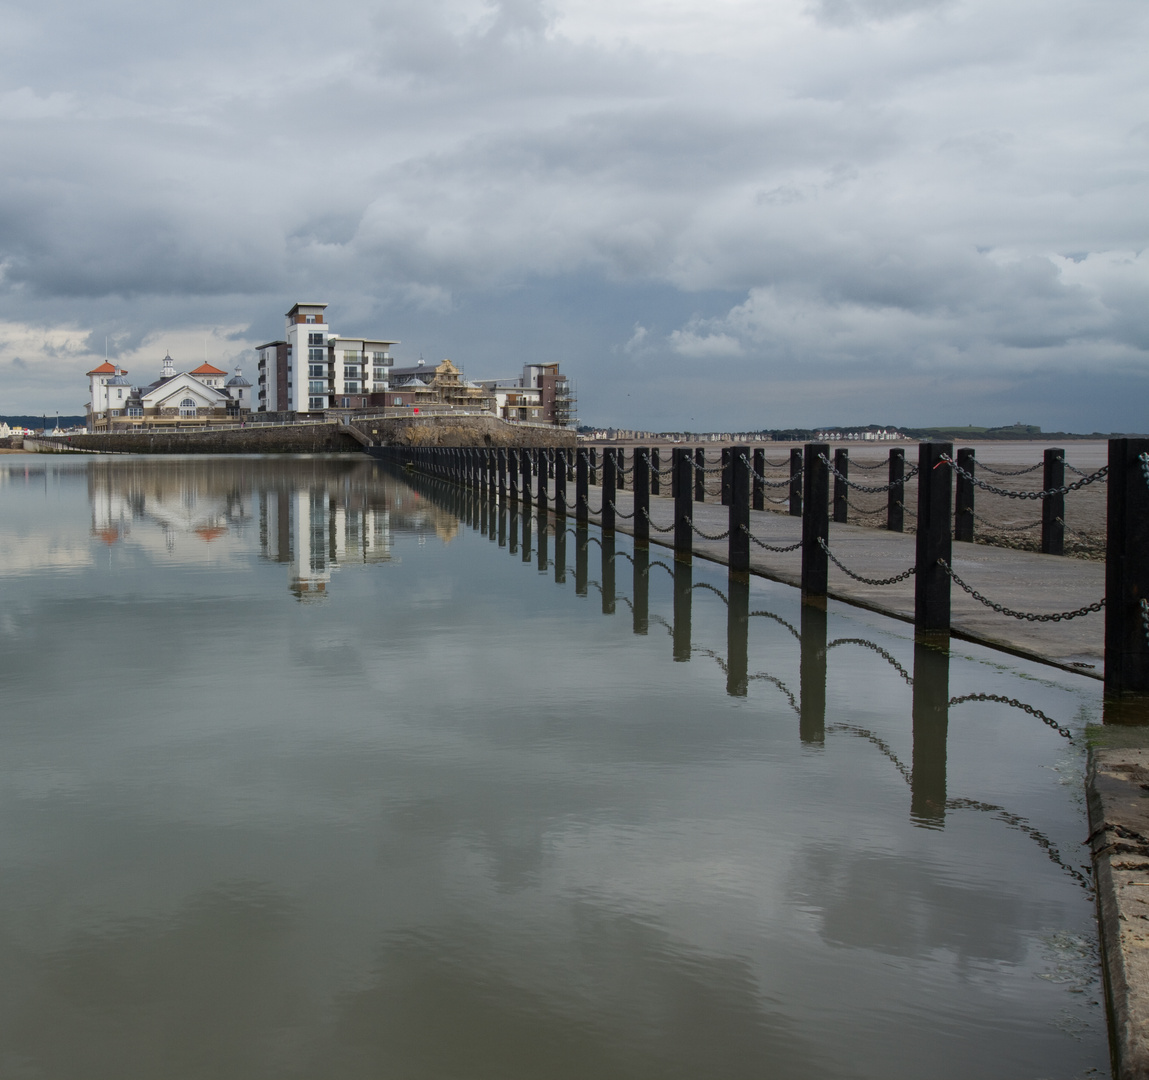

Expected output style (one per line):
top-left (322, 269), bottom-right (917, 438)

top-left (25, 415), bottom-right (576, 455)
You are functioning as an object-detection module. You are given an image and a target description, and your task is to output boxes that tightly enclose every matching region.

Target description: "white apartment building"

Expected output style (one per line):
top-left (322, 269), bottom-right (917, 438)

top-left (256, 302), bottom-right (398, 413)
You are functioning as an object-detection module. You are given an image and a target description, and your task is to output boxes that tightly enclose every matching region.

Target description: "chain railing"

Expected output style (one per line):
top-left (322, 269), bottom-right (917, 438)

top-left (688, 518), bottom-right (732, 542)
top-left (640, 508), bottom-right (677, 533)
top-left (819, 538), bottom-right (916, 586)
top-left (977, 461), bottom-right (1044, 477)
top-left (820, 454), bottom-right (918, 493)
top-left (743, 455), bottom-right (799, 487)
top-left (941, 455), bottom-right (1107, 499)
top-left (1140, 452), bottom-right (1149, 489)
top-left (740, 525), bottom-right (801, 552)
top-left (847, 498), bottom-right (886, 516)
top-left (938, 559), bottom-right (1105, 621)
top-left (609, 502), bottom-right (636, 519)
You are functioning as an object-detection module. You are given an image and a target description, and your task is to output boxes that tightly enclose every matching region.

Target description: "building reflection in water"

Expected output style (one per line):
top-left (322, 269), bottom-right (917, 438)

top-left (83, 458), bottom-right (459, 600)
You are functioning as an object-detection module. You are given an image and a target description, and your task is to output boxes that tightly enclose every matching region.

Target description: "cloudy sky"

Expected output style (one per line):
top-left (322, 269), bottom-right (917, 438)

top-left (0, 0), bottom-right (1146, 430)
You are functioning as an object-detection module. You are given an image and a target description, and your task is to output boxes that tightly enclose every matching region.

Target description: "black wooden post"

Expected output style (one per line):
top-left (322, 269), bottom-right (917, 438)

top-left (673, 558), bottom-right (692, 661)
top-left (498, 448), bottom-right (507, 502)
top-left (576, 448), bottom-right (589, 524)
top-left (914, 442), bottom-right (953, 632)
top-left (729, 445), bottom-right (750, 573)
top-left (833, 448), bottom-right (848, 524)
top-left (650, 448), bottom-right (660, 496)
top-left (954, 447), bottom-right (975, 543)
top-left (487, 449), bottom-right (496, 499)
top-left (554, 449), bottom-right (568, 518)
top-left (589, 448), bottom-right (598, 487)
top-left (508, 448), bottom-right (519, 502)
top-left (673, 448), bottom-right (693, 559)
top-left (726, 574), bottom-right (749, 697)
top-left (1042, 447), bottom-right (1065, 556)
top-left (520, 447), bottom-right (532, 507)
top-left (721, 447), bottom-right (731, 506)
top-left (789, 448), bottom-right (803, 517)
top-left (602, 448), bottom-right (617, 533)
top-left (1105, 438), bottom-right (1149, 697)
top-left (633, 447), bottom-right (650, 544)
top-left (799, 601), bottom-right (827, 746)
top-left (801, 443), bottom-right (830, 597)
top-left (887, 448), bottom-right (904, 533)
top-left (752, 448), bottom-right (765, 512)
top-left (911, 641), bottom-right (949, 825)
top-left (617, 448), bottom-right (626, 491)
top-left (694, 448), bottom-right (705, 503)
top-left (536, 449), bottom-right (548, 512)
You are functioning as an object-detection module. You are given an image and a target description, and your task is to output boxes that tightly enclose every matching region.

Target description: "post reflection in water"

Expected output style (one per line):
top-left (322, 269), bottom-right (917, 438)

top-left (509, 506), bottom-right (519, 555)
top-left (537, 510), bottom-right (548, 574)
top-left (800, 601), bottom-right (827, 745)
top-left (521, 506), bottom-right (532, 563)
top-left (554, 521), bottom-right (567, 584)
top-left (911, 637), bottom-right (951, 827)
top-left (575, 523), bottom-right (589, 597)
top-left (601, 534), bottom-right (616, 615)
top-left (726, 574), bottom-right (750, 697)
top-left (673, 559), bottom-right (692, 662)
top-left (632, 545), bottom-right (649, 636)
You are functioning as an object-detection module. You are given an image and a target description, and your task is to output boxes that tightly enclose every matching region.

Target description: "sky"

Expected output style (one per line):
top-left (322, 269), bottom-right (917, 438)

top-left (0, 0), bottom-right (1146, 431)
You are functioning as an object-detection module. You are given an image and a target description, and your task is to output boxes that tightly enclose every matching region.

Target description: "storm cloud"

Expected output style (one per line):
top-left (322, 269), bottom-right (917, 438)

top-left (0, 0), bottom-right (1145, 429)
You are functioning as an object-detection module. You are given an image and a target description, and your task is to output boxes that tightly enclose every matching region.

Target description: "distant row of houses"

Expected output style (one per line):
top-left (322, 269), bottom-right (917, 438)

top-left (85, 301), bottom-right (576, 433)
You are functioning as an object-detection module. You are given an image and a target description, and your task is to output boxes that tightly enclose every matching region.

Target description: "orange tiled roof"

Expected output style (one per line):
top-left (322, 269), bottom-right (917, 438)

top-left (190, 362), bottom-right (228, 376)
top-left (86, 362), bottom-right (118, 375)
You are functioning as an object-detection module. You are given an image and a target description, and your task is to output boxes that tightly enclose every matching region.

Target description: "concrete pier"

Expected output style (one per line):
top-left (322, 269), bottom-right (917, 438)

top-left (583, 482), bottom-right (1106, 675)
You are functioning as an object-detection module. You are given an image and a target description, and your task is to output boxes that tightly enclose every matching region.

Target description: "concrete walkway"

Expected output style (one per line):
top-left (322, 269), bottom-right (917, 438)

top-left (579, 484), bottom-right (1106, 675)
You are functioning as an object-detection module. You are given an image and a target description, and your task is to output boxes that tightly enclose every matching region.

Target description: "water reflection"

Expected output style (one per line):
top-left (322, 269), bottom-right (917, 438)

top-left (0, 455), bottom-right (1107, 1079)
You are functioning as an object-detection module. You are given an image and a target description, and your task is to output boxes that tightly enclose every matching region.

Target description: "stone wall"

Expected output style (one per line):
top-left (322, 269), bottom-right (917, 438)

top-left (362, 415), bottom-right (576, 448)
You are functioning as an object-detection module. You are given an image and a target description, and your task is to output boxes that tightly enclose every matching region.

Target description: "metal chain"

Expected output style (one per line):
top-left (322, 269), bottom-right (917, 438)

top-left (818, 537), bottom-right (916, 585)
top-left (976, 461), bottom-right (1044, 477)
top-left (942, 455), bottom-right (1107, 499)
top-left (848, 458), bottom-right (891, 471)
top-left (1063, 460), bottom-right (1094, 478)
top-left (938, 559), bottom-right (1105, 621)
top-left (609, 501), bottom-right (636, 519)
top-left (766, 493), bottom-right (792, 505)
top-left (740, 525), bottom-right (802, 552)
top-left (969, 509), bottom-right (1040, 532)
top-left (742, 454), bottom-right (800, 487)
top-left (1140, 452), bottom-right (1149, 489)
top-left (692, 581), bottom-right (729, 604)
top-left (640, 508), bottom-right (677, 533)
top-left (846, 498), bottom-right (887, 515)
top-left (820, 454), bottom-right (918, 493)
top-left (1054, 517), bottom-right (1105, 546)
top-left (688, 518), bottom-right (732, 541)
top-left (760, 457), bottom-right (790, 469)
top-left (948, 693), bottom-right (1073, 740)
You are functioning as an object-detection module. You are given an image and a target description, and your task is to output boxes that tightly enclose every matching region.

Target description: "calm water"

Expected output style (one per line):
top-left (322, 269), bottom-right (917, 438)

top-left (0, 454), bottom-right (1108, 1079)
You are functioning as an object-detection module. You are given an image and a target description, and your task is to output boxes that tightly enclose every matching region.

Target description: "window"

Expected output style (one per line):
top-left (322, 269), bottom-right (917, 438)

top-left (372, 351), bottom-right (391, 364)
top-left (309, 380), bottom-right (326, 394)
top-left (128, 407), bottom-right (143, 417)
top-left (305, 315), bottom-right (316, 324)
top-left (345, 382), bottom-right (360, 393)
top-left (308, 333), bottom-right (324, 346)
top-left (117, 389), bottom-right (123, 398)
top-left (309, 348), bottom-right (325, 362)
top-left (394, 397), bottom-right (403, 406)
top-left (343, 367), bottom-right (360, 379)
top-left (373, 368), bottom-right (385, 380)
top-left (308, 364), bottom-right (326, 378)
top-left (179, 399), bottom-right (197, 417)
top-left (309, 396), bottom-right (325, 410)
